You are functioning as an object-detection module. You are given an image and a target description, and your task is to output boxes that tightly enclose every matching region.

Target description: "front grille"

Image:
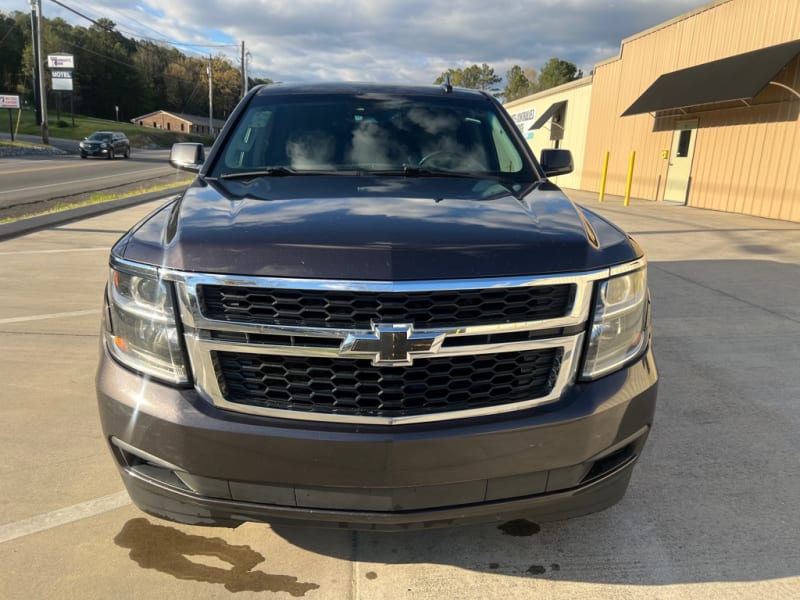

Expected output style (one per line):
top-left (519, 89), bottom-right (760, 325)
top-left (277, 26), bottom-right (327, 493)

top-left (167, 268), bottom-right (599, 423)
top-left (214, 348), bottom-right (562, 418)
top-left (199, 284), bottom-right (575, 328)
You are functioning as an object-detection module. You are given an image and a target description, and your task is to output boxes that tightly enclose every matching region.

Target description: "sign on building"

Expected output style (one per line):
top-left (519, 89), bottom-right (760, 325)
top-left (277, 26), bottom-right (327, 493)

top-left (509, 108), bottom-right (537, 140)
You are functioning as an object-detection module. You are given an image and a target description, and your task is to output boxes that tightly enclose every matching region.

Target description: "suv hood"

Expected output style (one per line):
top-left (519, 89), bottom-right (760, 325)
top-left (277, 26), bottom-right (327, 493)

top-left (118, 177), bottom-right (640, 280)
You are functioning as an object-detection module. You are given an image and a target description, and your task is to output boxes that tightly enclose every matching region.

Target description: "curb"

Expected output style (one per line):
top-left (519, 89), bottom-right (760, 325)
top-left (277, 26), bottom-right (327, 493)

top-left (0, 188), bottom-right (183, 242)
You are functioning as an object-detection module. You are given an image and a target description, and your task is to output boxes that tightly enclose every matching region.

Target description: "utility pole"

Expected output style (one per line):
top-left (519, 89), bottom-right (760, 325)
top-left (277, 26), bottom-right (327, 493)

top-left (241, 41), bottom-right (248, 98)
top-left (29, 3), bottom-right (40, 126)
top-left (30, 0), bottom-right (48, 143)
top-left (207, 56), bottom-right (214, 138)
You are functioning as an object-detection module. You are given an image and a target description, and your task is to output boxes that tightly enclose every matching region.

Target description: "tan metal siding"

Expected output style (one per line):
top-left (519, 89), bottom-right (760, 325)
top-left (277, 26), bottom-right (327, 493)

top-left (504, 79), bottom-right (593, 190)
top-left (581, 0), bottom-right (800, 221)
top-left (687, 58), bottom-right (800, 220)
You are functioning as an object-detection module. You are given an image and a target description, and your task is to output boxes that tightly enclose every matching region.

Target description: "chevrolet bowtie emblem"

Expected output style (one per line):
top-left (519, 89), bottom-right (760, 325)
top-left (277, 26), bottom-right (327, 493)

top-left (340, 324), bottom-right (445, 366)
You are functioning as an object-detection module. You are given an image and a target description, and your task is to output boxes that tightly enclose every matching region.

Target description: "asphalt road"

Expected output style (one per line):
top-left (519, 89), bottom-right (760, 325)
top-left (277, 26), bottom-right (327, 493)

top-left (0, 192), bottom-right (799, 599)
top-left (0, 145), bottom-right (179, 216)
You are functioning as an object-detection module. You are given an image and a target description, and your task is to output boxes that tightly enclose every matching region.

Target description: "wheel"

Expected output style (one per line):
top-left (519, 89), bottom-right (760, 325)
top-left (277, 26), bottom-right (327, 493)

top-left (107, 149), bottom-right (114, 160)
top-left (124, 147), bottom-right (130, 159)
top-left (80, 152), bottom-right (86, 159)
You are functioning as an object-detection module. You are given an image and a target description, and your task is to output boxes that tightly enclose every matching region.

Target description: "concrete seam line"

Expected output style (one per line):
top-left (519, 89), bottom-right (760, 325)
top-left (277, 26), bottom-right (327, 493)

top-left (0, 491), bottom-right (132, 544)
top-left (0, 247), bottom-right (109, 256)
top-left (0, 309), bottom-right (98, 324)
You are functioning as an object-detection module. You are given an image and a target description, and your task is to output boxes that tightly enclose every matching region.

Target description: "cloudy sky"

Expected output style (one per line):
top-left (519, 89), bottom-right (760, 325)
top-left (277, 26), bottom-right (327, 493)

top-left (3, 0), bottom-right (711, 85)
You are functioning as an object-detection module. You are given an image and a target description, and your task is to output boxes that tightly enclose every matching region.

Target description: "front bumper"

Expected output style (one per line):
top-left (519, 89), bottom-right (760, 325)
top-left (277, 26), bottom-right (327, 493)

top-left (80, 146), bottom-right (110, 156)
top-left (96, 343), bottom-right (657, 530)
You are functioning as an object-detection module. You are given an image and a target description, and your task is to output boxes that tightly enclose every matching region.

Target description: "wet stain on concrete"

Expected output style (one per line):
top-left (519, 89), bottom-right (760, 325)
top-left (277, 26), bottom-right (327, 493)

top-left (115, 518), bottom-right (320, 596)
top-left (489, 562), bottom-right (499, 569)
top-left (527, 564), bottom-right (546, 575)
top-left (550, 563), bottom-right (561, 571)
top-left (365, 571), bottom-right (378, 580)
top-left (497, 519), bottom-right (541, 537)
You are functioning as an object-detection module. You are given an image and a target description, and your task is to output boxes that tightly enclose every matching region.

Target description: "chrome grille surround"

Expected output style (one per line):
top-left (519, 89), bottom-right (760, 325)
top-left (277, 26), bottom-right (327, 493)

top-left (117, 261), bottom-right (646, 425)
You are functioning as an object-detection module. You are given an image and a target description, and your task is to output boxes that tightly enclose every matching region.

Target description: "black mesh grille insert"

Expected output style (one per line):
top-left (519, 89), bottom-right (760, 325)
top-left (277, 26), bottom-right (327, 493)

top-left (199, 284), bottom-right (575, 328)
top-left (214, 349), bottom-right (562, 418)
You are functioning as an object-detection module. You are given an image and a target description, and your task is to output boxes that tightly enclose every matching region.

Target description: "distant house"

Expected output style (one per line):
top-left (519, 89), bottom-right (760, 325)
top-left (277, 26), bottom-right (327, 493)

top-left (130, 110), bottom-right (226, 136)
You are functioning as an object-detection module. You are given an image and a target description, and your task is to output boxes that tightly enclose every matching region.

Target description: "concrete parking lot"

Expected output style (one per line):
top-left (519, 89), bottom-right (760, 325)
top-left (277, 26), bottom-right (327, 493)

top-left (1, 191), bottom-right (799, 599)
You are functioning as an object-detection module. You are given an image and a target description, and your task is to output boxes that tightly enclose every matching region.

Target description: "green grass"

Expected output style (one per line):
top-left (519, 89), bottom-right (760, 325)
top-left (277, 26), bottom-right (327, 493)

top-left (1, 108), bottom-right (212, 148)
top-left (0, 139), bottom-right (47, 149)
top-left (0, 178), bottom-right (192, 225)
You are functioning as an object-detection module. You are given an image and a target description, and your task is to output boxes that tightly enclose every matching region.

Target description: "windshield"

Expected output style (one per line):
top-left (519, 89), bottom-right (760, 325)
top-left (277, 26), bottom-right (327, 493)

top-left (88, 132), bottom-right (112, 141)
top-left (210, 93), bottom-right (535, 182)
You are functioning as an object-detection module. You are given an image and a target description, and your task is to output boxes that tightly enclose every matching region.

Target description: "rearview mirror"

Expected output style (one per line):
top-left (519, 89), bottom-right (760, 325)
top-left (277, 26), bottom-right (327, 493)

top-left (540, 149), bottom-right (573, 177)
top-left (169, 143), bottom-right (205, 172)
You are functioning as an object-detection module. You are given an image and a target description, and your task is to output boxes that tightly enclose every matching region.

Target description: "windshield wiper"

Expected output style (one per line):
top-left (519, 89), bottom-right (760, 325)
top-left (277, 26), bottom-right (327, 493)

top-left (218, 166), bottom-right (331, 180)
top-left (369, 166), bottom-right (510, 182)
top-left (363, 166), bottom-right (470, 179)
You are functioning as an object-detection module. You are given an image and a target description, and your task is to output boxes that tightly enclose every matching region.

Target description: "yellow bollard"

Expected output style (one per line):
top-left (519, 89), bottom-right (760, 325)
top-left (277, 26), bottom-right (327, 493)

top-left (623, 151), bottom-right (636, 207)
top-left (598, 151), bottom-right (609, 203)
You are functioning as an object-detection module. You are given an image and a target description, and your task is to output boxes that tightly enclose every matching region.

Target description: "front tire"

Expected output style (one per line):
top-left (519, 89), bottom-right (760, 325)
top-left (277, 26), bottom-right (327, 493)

top-left (107, 149), bottom-right (114, 160)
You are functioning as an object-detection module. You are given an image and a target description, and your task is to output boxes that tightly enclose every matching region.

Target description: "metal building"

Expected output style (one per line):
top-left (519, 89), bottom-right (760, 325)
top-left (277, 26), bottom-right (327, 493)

top-left (507, 0), bottom-right (800, 222)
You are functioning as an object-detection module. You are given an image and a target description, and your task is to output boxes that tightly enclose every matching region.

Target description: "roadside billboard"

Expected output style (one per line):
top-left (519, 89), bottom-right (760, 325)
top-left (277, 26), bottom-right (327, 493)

top-left (47, 54), bottom-right (75, 69)
top-left (51, 70), bottom-right (73, 91)
top-left (0, 94), bottom-right (21, 109)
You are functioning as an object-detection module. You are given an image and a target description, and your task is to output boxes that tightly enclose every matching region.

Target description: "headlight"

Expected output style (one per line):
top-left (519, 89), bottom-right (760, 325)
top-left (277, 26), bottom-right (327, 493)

top-left (582, 264), bottom-right (649, 379)
top-left (101, 143), bottom-right (109, 149)
top-left (105, 265), bottom-right (188, 383)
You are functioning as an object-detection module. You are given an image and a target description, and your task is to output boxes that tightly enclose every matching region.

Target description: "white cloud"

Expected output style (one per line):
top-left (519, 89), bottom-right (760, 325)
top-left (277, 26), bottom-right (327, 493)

top-left (2, 0), bottom-right (710, 84)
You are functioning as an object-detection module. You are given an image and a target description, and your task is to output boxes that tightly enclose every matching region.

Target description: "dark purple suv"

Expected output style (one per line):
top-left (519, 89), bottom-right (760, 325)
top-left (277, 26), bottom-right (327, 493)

top-left (96, 83), bottom-right (657, 530)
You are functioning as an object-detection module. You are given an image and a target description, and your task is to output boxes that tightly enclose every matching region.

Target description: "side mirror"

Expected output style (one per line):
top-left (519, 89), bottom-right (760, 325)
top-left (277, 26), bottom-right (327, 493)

top-left (540, 149), bottom-right (573, 177)
top-left (169, 143), bottom-right (205, 172)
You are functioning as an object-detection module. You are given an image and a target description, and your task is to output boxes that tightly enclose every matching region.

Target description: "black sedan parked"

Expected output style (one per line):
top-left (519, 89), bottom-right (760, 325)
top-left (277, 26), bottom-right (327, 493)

top-left (79, 131), bottom-right (130, 159)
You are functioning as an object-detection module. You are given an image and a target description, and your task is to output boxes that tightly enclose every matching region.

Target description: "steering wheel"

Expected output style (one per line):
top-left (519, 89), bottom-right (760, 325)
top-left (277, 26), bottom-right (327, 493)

top-left (418, 150), bottom-right (484, 171)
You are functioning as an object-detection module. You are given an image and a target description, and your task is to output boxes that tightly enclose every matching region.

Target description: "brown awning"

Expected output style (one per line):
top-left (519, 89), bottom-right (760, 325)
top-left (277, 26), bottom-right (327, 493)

top-left (528, 100), bottom-right (567, 130)
top-left (622, 39), bottom-right (800, 116)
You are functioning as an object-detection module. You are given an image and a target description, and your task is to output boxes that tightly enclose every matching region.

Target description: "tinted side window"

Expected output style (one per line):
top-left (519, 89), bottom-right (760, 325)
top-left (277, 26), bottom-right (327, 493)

top-left (222, 108), bottom-right (275, 169)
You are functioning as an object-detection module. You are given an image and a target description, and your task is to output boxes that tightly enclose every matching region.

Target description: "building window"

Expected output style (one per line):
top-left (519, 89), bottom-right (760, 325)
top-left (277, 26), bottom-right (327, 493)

top-left (167, 122), bottom-right (171, 131)
top-left (676, 129), bottom-right (692, 157)
top-left (180, 123), bottom-right (185, 132)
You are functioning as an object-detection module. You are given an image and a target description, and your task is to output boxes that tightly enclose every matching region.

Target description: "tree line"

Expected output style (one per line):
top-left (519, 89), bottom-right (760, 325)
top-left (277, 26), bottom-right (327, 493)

top-left (1, 10), bottom-right (583, 123)
top-left (435, 59), bottom-right (583, 101)
top-left (0, 11), bottom-right (270, 123)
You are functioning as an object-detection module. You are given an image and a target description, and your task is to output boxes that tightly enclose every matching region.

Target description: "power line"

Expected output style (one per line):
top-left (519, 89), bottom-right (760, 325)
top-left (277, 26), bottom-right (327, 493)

top-left (52, 0), bottom-right (238, 58)
top-left (39, 0), bottom-right (245, 116)
top-left (49, 0), bottom-right (113, 31)
top-left (43, 0), bottom-right (239, 82)
top-left (0, 23), bottom-right (19, 47)
top-left (62, 39), bottom-right (136, 70)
